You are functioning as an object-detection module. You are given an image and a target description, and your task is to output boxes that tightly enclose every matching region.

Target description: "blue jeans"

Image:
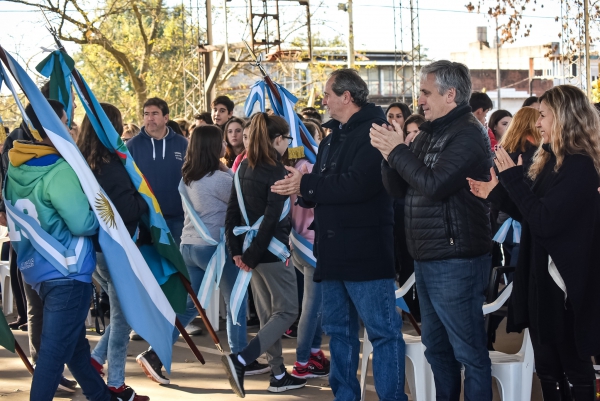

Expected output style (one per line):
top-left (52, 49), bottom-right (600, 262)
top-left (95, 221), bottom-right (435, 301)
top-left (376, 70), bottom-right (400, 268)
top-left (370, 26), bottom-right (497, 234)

top-left (414, 253), bottom-right (492, 401)
top-left (91, 253), bottom-right (132, 388)
top-left (292, 250), bottom-right (322, 362)
top-left (166, 217), bottom-right (184, 247)
top-left (31, 279), bottom-right (110, 401)
top-left (178, 244), bottom-right (247, 353)
top-left (322, 278), bottom-right (407, 401)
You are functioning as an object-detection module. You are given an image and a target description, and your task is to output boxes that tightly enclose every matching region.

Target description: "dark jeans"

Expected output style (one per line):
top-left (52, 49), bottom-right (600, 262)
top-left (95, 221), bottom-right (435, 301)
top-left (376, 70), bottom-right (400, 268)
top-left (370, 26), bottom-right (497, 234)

top-left (31, 279), bottom-right (110, 401)
top-left (414, 254), bottom-right (492, 401)
top-left (322, 278), bottom-right (407, 401)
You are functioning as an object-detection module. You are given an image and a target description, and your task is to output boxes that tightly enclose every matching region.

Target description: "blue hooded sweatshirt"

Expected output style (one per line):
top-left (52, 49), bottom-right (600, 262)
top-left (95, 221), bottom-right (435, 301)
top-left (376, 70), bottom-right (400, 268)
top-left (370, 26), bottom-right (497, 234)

top-left (126, 126), bottom-right (188, 219)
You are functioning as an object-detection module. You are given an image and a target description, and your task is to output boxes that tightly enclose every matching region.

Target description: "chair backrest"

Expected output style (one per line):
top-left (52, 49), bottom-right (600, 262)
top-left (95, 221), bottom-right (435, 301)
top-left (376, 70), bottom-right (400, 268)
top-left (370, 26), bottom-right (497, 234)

top-left (482, 282), bottom-right (513, 315)
top-left (396, 273), bottom-right (415, 299)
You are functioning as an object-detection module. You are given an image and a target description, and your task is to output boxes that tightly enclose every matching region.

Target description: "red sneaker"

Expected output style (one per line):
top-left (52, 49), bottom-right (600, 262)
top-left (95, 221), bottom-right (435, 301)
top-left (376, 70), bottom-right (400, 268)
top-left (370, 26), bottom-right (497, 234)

top-left (109, 384), bottom-right (150, 401)
top-left (310, 350), bottom-right (330, 370)
top-left (291, 360), bottom-right (329, 379)
top-left (90, 358), bottom-right (105, 377)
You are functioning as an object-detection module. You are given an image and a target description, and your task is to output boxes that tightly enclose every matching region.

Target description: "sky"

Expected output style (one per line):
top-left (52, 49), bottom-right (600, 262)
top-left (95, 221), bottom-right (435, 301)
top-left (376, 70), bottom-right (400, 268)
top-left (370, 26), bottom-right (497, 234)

top-left (0, 0), bottom-right (580, 101)
top-left (0, 0), bottom-right (567, 65)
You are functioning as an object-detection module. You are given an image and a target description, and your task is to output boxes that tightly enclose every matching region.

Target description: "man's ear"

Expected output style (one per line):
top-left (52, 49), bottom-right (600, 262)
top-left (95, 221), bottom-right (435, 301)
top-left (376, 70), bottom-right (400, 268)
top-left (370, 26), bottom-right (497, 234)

top-left (446, 88), bottom-right (457, 104)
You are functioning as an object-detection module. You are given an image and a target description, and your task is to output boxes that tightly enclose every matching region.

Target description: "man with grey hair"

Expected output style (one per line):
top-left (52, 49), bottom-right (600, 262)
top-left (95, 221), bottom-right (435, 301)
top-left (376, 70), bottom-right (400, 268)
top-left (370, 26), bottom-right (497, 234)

top-left (272, 69), bottom-right (407, 401)
top-left (371, 60), bottom-right (494, 400)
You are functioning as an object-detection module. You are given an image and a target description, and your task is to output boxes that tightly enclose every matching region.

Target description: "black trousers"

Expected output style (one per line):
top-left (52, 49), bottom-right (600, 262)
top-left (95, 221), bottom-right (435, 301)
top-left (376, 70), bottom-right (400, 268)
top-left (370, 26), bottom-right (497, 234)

top-left (9, 246), bottom-right (27, 322)
top-left (530, 304), bottom-right (595, 386)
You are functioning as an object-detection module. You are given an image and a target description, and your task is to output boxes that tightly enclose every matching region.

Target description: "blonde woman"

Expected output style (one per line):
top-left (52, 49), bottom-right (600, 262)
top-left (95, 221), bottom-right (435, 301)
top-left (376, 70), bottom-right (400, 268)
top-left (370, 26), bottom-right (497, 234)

top-left (469, 85), bottom-right (600, 400)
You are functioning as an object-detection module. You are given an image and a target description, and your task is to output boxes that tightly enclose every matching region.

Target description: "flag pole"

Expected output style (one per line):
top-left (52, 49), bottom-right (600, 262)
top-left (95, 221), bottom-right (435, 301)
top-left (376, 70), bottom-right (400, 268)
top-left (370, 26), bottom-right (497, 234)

top-left (14, 340), bottom-right (34, 375)
top-left (177, 273), bottom-right (224, 353)
top-left (175, 318), bottom-right (205, 364)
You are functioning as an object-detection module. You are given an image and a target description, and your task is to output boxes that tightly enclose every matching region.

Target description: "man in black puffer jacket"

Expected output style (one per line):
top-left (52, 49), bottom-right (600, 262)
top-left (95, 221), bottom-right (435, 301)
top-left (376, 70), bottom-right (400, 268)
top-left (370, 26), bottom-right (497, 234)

top-left (371, 60), bottom-right (494, 401)
top-left (272, 69), bottom-right (407, 401)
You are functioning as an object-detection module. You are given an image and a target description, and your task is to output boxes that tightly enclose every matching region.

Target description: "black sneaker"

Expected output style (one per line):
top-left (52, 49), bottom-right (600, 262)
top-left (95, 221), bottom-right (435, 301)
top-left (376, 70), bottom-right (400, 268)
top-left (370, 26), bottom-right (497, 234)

top-left (267, 371), bottom-right (306, 393)
top-left (221, 353), bottom-right (246, 398)
top-left (245, 360), bottom-right (271, 376)
top-left (109, 384), bottom-right (150, 401)
top-left (56, 376), bottom-right (77, 393)
top-left (136, 349), bottom-right (170, 384)
top-left (282, 324), bottom-right (297, 339)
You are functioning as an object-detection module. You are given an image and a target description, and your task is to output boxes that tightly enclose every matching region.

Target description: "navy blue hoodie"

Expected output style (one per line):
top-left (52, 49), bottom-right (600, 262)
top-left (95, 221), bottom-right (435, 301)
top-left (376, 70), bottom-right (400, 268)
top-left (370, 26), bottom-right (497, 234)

top-left (126, 126), bottom-right (188, 219)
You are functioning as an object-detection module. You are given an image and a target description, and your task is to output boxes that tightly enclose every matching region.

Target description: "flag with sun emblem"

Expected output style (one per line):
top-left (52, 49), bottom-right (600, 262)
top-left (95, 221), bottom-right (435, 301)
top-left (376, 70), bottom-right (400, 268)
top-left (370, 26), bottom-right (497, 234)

top-left (0, 45), bottom-right (177, 372)
top-left (36, 50), bottom-right (189, 315)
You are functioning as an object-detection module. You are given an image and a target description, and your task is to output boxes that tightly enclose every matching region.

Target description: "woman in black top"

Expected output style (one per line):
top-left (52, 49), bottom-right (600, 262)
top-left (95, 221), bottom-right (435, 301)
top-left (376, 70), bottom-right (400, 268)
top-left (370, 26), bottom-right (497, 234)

top-left (471, 85), bottom-right (600, 400)
top-left (77, 103), bottom-right (149, 400)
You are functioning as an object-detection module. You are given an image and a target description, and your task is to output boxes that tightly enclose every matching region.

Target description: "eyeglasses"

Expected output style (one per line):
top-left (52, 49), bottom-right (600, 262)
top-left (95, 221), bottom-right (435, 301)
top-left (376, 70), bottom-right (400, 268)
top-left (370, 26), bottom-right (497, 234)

top-left (281, 135), bottom-right (293, 146)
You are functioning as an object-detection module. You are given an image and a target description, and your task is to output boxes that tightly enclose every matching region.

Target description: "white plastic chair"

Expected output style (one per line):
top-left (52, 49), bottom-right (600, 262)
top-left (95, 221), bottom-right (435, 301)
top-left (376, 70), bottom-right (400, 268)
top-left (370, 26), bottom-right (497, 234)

top-left (360, 273), bottom-right (436, 401)
top-left (0, 260), bottom-right (11, 316)
top-left (0, 229), bottom-right (13, 316)
top-left (483, 283), bottom-right (534, 401)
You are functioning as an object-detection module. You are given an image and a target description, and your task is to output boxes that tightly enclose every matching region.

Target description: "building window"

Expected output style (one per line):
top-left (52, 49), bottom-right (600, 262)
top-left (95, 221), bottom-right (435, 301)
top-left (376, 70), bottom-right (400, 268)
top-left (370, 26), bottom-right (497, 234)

top-left (359, 67), bottom-right (380, 96)
top-left (381, 67), bottom-right (398, 97)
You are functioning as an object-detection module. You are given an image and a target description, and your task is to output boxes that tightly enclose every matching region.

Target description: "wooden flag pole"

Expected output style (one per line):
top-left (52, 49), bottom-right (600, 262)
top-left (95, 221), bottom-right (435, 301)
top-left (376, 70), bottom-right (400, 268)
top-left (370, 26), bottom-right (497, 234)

top-left (14, 340), bottom-right (34, 375)
top-left (175, 318), bottom-right (205, 364)
top-left (178, 273), bottom-right (224, 353)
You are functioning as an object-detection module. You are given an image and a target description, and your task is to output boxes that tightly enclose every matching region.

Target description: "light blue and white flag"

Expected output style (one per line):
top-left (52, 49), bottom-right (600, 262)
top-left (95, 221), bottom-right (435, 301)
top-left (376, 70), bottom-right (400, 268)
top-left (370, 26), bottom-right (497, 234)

top-left (0, 47), bottom-right (177, 372)
top-left (244, 80), bottom-right (319, 163)
top-left (493, 218), bottom-right (521, 244)
top-left (290, 228), bottom-right (316, 268)
top-left (229, 170), bottom-right (290, 325)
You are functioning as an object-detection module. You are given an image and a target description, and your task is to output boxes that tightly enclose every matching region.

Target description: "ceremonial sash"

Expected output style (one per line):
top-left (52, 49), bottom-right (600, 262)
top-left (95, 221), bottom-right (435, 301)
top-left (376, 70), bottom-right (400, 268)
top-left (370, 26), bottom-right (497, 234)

top-left (178, 180), bottom-right (226, 309)
top-left (290, 228), bottom-right (316, 268)
top-left (4, 197), bottom-right (88, 276)
top-left (492, 218), bottom-right (521, 244)
top-left (229, 169), bottom-right (290, 325)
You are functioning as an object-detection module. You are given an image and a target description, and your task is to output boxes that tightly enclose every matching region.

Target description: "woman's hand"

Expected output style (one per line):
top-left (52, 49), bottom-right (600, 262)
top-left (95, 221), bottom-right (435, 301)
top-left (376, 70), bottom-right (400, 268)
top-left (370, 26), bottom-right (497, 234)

top-left (370, 122), bottom-right (404, 160)
top-left (494, 146), bottom-right (522, 173)
top-left (467, 167), bottom-right (499, 199)
top-left (233, 255), bottom-right (251, 272)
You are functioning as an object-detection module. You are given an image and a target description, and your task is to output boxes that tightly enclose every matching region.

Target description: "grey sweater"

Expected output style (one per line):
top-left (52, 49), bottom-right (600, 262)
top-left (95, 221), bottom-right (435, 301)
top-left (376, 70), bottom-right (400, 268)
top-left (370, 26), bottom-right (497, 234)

top-left (180, 169), bottom-right (233, 246)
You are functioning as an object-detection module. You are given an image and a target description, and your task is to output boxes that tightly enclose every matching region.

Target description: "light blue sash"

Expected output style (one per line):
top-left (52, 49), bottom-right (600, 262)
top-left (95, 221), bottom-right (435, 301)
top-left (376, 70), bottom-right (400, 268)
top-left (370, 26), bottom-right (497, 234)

top-left (493, 217), bottom-right (521, 244)
top-left (178, 180), bottom-right (226, 309)
top-left (4, 198), bottom-right (87, 276)
top-left (230, 169), bottom-right (291, 325)
top-left (290, 228), bottom-right (316, 268)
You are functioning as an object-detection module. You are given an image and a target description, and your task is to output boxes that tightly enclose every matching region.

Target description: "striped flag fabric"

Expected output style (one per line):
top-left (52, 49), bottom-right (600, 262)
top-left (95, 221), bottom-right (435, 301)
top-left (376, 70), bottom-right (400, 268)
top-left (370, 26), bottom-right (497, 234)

top-left (36, 50), bottom-right (190, 314)
top-left (0, 45), bottom-right (176, 372)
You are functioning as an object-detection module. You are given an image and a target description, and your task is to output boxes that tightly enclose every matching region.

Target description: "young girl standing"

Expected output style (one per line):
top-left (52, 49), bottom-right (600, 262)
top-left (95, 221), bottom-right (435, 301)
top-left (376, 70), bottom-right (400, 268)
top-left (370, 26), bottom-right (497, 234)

top-left (222, 113), bottom-right (305, 396)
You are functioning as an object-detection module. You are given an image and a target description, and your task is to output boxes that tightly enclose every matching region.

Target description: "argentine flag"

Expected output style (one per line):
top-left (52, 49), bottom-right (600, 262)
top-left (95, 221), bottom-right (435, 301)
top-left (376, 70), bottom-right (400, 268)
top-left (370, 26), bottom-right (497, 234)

top-left (0, 46), bottom-right (177, 372)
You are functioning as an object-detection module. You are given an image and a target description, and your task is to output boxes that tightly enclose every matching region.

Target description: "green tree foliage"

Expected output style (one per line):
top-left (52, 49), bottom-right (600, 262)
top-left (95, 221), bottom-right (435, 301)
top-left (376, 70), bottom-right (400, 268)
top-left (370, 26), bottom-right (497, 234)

top-left (73, 3), bottom-right (199, 123)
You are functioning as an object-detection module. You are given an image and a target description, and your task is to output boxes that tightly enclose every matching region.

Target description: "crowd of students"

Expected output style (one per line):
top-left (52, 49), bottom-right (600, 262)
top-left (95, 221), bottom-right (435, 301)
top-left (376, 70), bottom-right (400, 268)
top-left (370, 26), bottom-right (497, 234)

top-left (2, 60), bottom-right (600, 401)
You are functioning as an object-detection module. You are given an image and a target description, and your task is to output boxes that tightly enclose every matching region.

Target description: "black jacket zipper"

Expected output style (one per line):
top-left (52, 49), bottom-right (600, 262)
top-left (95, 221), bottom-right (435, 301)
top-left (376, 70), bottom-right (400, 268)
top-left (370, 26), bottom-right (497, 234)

top-left (444, 200), bottom-right (455, 246)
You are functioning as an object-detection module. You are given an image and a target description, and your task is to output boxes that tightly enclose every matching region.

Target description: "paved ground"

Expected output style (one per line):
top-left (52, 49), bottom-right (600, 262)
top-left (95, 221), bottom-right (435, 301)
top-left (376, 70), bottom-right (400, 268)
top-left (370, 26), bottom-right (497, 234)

top-left (0, 309), bottom-right (543, 401)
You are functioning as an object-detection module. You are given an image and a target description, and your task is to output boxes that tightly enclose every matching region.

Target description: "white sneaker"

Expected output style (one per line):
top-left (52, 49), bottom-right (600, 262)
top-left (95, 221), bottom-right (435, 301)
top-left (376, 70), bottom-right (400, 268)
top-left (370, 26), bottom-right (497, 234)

top-left (184, 323), bottom-right (203, 336)
top-left (130, 330), bottom-right (142, 341)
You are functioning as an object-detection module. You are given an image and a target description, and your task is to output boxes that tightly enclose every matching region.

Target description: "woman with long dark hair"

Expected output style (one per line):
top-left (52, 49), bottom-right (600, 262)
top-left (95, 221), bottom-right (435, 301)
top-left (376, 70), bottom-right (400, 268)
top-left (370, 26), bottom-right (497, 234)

top-left (78, 103), bottom-right (150, 401)
top-left (385, 102), bottom-right (411, 133)
top-left (177, 125), bottom-right (268, 375)
top-left (223, 117), bottom-right (245, 168)
top-left (222, 113), bottom-right (305, 396)
top-left (471, 86), bottom-right (600, 399)
top-left (488, 109), bottom-right (513, 142)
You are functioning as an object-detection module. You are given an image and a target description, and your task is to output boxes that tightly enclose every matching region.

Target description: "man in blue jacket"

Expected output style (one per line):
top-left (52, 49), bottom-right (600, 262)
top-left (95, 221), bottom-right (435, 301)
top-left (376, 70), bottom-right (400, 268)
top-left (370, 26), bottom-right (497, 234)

top-left (126, 97), bottom-right (188, 245)
top-left (271, 69), bottom-right (407, 401)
